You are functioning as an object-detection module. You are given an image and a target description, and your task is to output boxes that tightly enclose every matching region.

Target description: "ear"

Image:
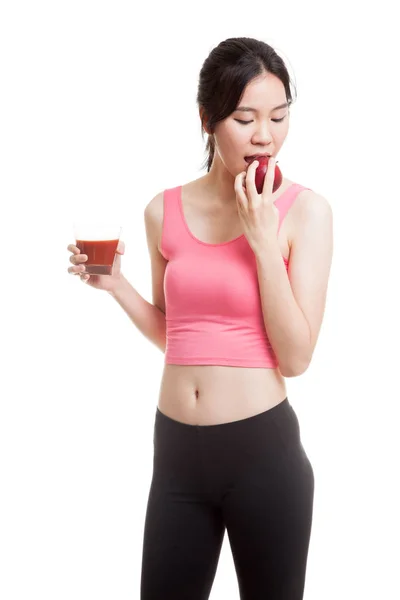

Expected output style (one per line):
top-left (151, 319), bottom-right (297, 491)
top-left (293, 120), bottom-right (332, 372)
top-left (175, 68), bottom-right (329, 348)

top-left (199, 106), bottom-right (211, 135)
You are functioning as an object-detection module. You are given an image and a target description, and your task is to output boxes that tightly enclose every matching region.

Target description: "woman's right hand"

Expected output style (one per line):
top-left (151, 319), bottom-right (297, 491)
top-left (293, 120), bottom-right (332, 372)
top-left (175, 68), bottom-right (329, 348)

top-left (67, 240), bottom-right (125, 292)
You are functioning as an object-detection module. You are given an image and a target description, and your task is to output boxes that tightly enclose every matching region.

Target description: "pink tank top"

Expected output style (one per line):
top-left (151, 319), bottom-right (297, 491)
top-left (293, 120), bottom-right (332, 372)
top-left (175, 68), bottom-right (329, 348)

top-left (160, 183), bottom-right (311, 368)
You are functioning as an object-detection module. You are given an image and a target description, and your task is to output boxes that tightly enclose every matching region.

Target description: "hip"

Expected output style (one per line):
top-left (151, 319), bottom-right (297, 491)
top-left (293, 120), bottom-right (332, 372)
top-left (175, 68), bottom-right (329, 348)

top-left (153, 396), bottom-right (314, 500)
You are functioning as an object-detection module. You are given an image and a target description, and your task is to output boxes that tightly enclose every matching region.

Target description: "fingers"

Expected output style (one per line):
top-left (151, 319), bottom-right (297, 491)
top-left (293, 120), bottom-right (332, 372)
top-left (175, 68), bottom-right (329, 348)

top-left (70, 255), bottom-right (88, 265)
top-left (262, 157), bottom-right (276, 198)
top-left (67, 243), bottom-right (88, 275)
top-left (69, 252), bottom-right (88, 266)
top-left (245, 160), bottom-right (259, 199)
top-left (234, 171), bottom-right (248, 210)
top-left (68, 263), bottom-right (86, 275)
top-left (235, 161), bottom-right (258, 211)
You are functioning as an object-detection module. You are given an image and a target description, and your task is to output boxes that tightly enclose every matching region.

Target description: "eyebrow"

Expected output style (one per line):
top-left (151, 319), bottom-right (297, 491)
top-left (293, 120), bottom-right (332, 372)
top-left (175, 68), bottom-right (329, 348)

top-left (235, 102), bottom-right (289, 113)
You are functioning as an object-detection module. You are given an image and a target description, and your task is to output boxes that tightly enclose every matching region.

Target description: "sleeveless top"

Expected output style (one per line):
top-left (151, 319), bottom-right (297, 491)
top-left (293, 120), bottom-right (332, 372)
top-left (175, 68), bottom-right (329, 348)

top-left (160, 183), bottom-right (311, 368)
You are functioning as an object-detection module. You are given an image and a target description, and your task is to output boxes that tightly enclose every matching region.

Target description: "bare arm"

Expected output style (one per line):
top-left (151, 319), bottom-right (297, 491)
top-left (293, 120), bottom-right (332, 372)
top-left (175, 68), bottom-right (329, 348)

top-left (255, 191), bottom-right (333, 376)
top-left (108, 192), bottom-right (168, 353)
top-left (108, 275), bottom-right (166, 353)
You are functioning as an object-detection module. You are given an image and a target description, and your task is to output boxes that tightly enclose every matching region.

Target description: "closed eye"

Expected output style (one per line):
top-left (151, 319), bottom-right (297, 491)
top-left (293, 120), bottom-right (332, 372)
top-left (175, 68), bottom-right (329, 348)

top-left (235, 117), bottom-right (286, 125)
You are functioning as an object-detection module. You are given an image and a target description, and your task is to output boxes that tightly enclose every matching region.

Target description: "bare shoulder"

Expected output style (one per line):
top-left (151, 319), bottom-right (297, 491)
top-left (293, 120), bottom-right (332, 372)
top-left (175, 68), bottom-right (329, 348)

top-left (144, 190), bottom-right (164, 225)
top-left (144, 191), bottom-right (168, 314)
top-left (289, 188), bottom-right (333, 243)
top-left (143, 180), bottom-right (201, 252)
top-left (144, 191), bottom-right (165, 252)
top-left (293, 187), bottom-right (332, 216)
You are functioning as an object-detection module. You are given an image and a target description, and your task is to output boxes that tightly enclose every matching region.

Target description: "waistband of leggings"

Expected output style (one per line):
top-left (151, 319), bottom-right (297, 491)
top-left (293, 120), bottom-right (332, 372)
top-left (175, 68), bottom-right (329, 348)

top-left (155, 396), bottom-right (292, 433)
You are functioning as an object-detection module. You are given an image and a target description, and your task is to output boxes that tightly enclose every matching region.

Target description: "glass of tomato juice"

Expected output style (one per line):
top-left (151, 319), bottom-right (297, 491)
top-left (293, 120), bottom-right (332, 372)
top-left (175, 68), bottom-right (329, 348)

top-left (73, 222), bottom-right (122, 276)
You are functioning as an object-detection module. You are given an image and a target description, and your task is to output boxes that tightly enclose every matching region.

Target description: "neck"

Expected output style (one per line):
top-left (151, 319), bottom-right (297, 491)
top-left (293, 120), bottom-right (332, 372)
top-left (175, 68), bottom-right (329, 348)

top-left (202, 155), bottom-right (237, 207)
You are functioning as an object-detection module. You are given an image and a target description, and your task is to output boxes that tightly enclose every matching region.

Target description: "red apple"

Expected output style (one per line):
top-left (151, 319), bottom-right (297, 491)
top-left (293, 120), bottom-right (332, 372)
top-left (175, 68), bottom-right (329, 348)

top-left (247, 156), bottom-right (283, 194)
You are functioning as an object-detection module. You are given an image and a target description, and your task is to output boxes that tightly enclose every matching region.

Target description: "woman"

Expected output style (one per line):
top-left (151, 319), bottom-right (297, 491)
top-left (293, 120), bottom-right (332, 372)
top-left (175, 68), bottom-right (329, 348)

top-left (68, 37), bottom-right (333, 600)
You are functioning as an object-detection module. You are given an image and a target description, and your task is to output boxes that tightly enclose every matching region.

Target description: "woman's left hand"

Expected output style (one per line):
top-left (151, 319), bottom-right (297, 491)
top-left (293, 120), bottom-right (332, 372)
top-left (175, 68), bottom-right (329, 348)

top-left (234, 157), bottom-right (279, 254)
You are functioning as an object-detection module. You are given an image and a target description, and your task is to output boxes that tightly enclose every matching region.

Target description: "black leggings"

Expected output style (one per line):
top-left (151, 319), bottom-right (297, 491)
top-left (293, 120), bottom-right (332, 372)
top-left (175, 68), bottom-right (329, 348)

top-left (140, 397), bottom-right (314, 600)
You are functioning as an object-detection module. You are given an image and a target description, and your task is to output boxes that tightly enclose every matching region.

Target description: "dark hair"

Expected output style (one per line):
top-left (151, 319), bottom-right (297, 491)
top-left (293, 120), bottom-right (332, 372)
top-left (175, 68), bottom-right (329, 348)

top-left (196, 37), bottom-right (297, 172)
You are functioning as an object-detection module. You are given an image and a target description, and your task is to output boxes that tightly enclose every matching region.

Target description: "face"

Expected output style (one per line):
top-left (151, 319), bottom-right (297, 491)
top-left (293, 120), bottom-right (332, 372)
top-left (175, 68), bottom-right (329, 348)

top-left (210, 72), bottom-right (290, 177)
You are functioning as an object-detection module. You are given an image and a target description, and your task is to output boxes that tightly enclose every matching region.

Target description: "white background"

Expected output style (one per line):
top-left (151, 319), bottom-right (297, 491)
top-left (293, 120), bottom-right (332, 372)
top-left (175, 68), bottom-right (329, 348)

top-left (1, 1), bottom-right (399, 598)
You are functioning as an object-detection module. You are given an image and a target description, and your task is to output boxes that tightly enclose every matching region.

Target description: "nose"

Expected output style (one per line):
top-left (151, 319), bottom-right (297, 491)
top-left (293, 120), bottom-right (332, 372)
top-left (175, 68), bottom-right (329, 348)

top-left (252, 121), bottom-right (273, 146)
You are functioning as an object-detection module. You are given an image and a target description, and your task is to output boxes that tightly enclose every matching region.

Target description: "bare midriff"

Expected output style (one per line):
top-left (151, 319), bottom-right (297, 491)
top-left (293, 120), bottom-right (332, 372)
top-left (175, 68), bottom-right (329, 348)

top-left (157, 363), bottom-right (287, 425)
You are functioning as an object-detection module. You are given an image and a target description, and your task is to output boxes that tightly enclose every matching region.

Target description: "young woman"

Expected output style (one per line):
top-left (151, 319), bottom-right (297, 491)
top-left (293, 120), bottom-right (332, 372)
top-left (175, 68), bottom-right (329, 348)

top-left (68, 37), bottom-right (333, 600)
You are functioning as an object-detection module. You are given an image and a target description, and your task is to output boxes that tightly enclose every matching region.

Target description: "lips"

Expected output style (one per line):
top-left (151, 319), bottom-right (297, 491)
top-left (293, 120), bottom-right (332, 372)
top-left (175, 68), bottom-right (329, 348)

top-left (244, 154), bottom-right (272, 164)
